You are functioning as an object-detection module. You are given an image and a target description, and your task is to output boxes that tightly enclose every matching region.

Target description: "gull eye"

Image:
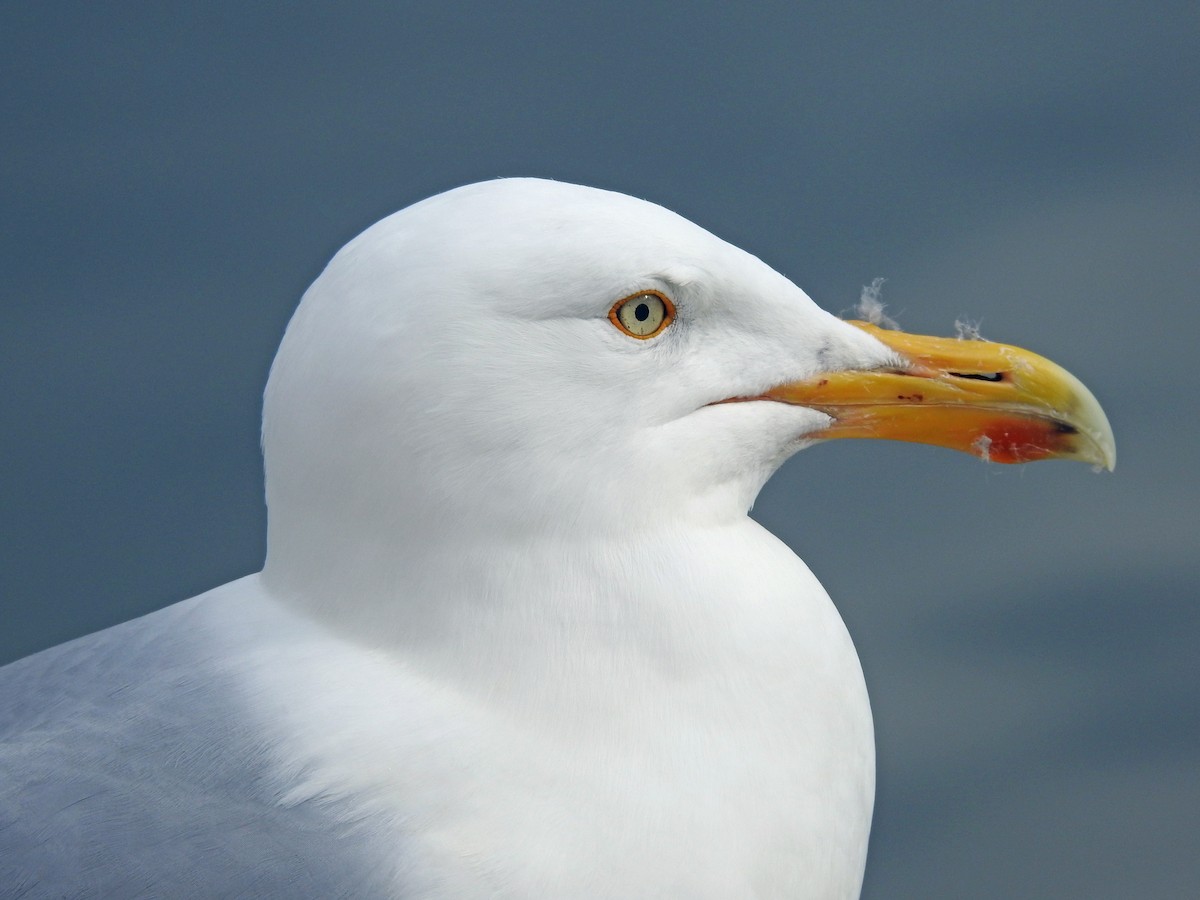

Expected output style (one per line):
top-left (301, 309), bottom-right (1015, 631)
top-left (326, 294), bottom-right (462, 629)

top-left (609, 291), bottom-right (675, 339)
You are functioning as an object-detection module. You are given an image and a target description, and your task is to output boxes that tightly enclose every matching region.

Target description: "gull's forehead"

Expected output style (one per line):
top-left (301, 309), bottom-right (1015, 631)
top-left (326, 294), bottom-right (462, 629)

top-left (344, 179), bottom-right (782, 322)
top-left (387, 181), bottom-right (725, 271)
top-left (416, 178), bottom-right (713, 243)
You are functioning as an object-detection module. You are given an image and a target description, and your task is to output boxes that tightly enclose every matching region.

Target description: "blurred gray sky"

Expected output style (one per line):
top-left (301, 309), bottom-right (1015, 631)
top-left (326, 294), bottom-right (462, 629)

top-left (2, 3), bottom-right (1197, 896)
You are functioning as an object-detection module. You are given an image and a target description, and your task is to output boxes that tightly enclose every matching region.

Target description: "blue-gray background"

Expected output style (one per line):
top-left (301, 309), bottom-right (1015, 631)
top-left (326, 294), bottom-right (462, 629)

top-left (2, 4), bottom-right (1196, 896)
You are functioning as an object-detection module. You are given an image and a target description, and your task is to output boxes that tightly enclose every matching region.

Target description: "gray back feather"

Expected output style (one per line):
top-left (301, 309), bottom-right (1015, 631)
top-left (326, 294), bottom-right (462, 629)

top-left (0, 605), bottom-right (391, 898)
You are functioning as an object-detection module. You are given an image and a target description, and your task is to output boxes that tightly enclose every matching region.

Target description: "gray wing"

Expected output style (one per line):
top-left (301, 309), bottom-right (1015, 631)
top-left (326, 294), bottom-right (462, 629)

top-left (0, 603), bottom-right (391, 899)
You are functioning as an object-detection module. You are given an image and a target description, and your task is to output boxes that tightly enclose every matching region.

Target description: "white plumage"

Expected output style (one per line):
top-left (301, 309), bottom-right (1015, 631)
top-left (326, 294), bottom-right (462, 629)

top-left (251, 178), bottom-right (882, 895)
top-left (2, 178), bottom-right (1112, 897)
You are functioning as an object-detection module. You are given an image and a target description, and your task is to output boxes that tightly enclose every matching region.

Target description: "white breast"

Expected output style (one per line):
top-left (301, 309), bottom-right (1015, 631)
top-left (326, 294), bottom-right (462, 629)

top-left (200, 519), bottom-right (874, 899)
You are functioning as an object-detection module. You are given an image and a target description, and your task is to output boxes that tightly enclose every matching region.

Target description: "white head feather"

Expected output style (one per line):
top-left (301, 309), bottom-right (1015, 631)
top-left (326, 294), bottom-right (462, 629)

top-left (262, 178), bottom-right (892, 608)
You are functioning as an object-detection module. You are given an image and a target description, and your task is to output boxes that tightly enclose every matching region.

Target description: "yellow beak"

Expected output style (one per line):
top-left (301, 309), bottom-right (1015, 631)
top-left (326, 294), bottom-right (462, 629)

top-left (767, 321), bottom-right (1116, 469)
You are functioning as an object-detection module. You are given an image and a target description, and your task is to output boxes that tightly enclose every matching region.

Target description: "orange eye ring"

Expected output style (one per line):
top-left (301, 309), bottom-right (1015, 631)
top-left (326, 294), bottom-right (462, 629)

top-left (608, 290), bottom-right (676, 339)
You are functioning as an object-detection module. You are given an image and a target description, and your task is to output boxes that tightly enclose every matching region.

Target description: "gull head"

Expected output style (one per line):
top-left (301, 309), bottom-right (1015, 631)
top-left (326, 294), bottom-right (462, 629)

top-left (261, 178), bottom-right (1113, 592)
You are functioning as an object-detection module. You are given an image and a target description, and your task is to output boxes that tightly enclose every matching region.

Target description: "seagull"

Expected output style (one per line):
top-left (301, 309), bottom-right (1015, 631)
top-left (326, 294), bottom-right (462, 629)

top-left (0, 178), bottom-right (1114, 898)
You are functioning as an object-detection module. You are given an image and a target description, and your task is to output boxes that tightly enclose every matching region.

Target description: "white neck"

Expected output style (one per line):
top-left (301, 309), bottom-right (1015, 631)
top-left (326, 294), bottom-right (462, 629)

top-left (227, 515), bottom-right (875, 898)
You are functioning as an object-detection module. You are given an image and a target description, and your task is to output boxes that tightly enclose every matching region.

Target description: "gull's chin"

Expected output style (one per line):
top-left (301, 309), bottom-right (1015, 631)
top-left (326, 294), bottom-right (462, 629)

top-left (681, 398), bottom-right (833, 453)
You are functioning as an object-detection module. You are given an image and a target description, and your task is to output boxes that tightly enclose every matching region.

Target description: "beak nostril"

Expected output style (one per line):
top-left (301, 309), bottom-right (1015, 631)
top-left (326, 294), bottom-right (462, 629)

top-left (948, 371), bottom-right (1005, 382)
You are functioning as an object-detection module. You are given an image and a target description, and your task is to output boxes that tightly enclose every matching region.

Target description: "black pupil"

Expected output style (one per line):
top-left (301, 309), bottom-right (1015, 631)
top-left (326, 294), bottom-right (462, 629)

top-left (634, 302), bottom-right (651, 322)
